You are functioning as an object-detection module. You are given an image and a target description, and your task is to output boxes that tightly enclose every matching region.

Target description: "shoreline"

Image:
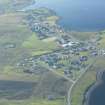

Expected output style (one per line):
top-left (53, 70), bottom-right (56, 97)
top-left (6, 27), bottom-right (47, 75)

top-left (19, 1), bottom-right (105, 32)
top-left (84, 70), bottom-right (104, 105)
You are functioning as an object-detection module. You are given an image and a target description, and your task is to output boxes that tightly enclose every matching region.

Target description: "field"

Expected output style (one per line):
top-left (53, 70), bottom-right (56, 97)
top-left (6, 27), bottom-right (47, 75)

top-left (0, 7), bottom-right (67, 105)
top-left (22, 33), bottom-right (58, 56)
top-left (0, 98), bottom-right (65, 105)
top-left (98, 31), bottom-right (105, 48)
top-left (0, 11), bottom-right (58, 73)
top-left (70, 31), bottom-right (98, 41)
top-left (0, 72), bottom-right (69, 105)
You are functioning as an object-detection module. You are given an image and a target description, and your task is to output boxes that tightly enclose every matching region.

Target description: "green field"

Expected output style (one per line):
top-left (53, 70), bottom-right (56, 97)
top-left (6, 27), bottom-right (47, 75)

top-left (0, 98), bottom-right (65, 105)
top-left (0, 11), bottom-right (58, 74)
top-left (98, 31), bottom-right (105, 48)
top-left (22, 33), bottom-right (58, 56)
top-left (71, 32), bottom-right (98, 41)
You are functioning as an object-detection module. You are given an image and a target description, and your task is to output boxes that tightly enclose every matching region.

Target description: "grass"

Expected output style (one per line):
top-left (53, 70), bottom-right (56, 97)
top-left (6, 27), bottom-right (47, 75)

top-left (46, 16), bottom-right (59, 25)
top-left (22, 33), bottom-right (58, 56)
top-left (22, 33), bottom-right (57, 50)
top-left (31, 50), bottom-right (51, 56)
top-left (42, 37), bottom-right (57, 42)
top-left (27, 99), bottom-right (64, 105)
top-left (0, 12), bottom-right (32, 68)
top-left (71, 32), bottom-right (97, 41)
top-left (79, 51), bottom-right (89, 56)
top-left (0, 98), bottom-right (65, 105)
top-left (98, 34), bottom-right (105, 48)
top-left (0, 72), bottom-right (40, 82)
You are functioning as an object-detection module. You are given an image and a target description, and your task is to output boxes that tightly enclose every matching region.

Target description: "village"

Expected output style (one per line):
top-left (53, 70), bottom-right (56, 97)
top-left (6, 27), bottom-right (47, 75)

top-left (25, 8), bottom-right (66, 39)
top-left (15, 8), bottom-right (105, 81)
top-left (17, 41), bottom-right (105, 80)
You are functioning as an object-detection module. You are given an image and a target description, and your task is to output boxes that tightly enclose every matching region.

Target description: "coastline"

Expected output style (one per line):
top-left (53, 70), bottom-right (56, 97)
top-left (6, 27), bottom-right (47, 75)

top-left (84, 70), bottom-right (105, 105)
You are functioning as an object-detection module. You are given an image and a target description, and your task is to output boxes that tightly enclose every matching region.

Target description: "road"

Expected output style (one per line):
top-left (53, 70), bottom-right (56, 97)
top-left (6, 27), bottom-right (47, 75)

top-left (46, 59), bottom-right (95, 105)
top-left (67, 63), bottom-right (94, 105)
top-left (47, 66), bottom-right (75, 83)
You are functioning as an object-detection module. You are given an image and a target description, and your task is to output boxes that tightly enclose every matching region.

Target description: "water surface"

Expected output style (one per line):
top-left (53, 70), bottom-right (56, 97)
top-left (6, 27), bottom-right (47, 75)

top-left (87, 71), bottom-right (105, 105)
top-left (0, 80), bottom-right (36, 100)
top-left (23, 0), bottom-right (105, 31)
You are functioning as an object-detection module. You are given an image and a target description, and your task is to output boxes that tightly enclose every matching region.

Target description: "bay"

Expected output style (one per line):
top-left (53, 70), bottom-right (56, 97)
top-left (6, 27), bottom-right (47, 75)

top-left (22, 0), bottom-right (105, 31)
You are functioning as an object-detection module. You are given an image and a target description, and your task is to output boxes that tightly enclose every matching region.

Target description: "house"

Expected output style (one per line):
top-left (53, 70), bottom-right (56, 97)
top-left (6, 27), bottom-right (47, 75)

top-left (64, 69), bottom-right (72, 75)
top-left (71, 60), bottom-right (81, 66)
top-left (47, 95), bottom-right (55, 100)
top-left (52, 64), bottom-right (65, 69)
top-left (79, 56), bottom-right (88, 62)
top-left (91, 51), bottom-right (98, 56)
top-left (61, 41), bottom-right (75, 48)
top-left (78, 47), bottom-right (88, 52)
top-left (4, 43), bottom-right (16, 49)
top-left (64, 70), bottom-right (68, 75)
